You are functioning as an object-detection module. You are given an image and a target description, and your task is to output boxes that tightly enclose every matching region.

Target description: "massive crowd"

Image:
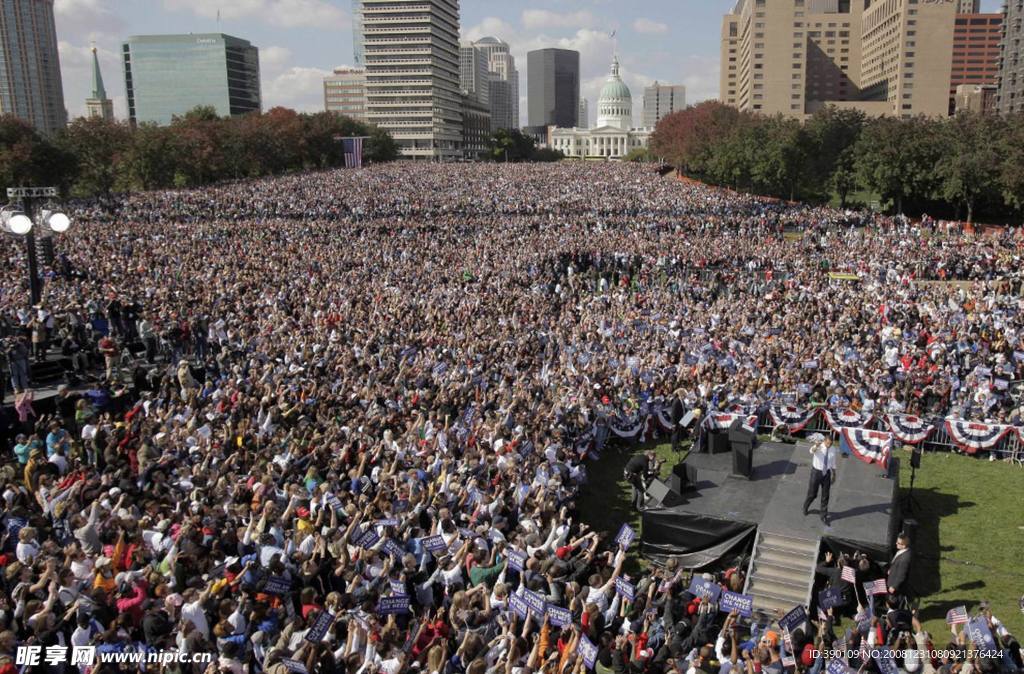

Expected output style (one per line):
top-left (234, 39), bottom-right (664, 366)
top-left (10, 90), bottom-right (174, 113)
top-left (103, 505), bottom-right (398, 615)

top-left (0, 162), bottom-right (1021, 674)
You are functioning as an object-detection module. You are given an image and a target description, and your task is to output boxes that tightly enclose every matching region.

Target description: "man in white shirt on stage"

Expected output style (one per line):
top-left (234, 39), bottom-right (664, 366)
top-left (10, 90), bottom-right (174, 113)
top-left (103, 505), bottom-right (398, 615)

top-left (803, 434), bottom-right (837, 526)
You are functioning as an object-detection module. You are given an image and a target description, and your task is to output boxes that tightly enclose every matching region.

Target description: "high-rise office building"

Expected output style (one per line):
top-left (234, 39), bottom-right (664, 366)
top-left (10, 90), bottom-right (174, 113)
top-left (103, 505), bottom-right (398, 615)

top-left (123, 34), bottom-right (261, 126)
top-left (720, 0), bottom-right (956, 118)
top-left (578, 98), bottom-right (588, 129)
top-left (85, 47), bottom-right (114, 121)
top-left (352, 0), bottom-right (364, 67)
top-left (0, 0), bottom-right (67, 133)
top-left (997, 0), bottom-right (1024, 113)
top-left (324, 67), bottom-right (366, 121)
top-left (362, 0), bottom-right (462, 159)
top-left (957, 0), bottom-right (981, 12)
top-left (527, 48), bottom-right (579, 128)
top-left (474, 37), bottom-right (519, 130)
top-left (642, 82), bottom-right (686, 128)
top-left (459, 41), bottom-right (490, 106)
top-left (950, 12), bottom-right (1002, 115)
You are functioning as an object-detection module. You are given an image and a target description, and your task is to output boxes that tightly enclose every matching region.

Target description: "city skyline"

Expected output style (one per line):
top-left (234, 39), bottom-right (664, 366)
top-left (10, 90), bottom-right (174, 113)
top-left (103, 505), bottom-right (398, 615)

top-left (53, 0), bottom-right (1006, 124)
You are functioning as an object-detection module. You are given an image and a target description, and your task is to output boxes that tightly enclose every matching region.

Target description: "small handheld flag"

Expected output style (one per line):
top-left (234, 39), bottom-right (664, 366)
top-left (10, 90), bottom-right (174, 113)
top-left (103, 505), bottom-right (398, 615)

top-left (863, 578), bottom-right (888, 596)
top-left (946, 606), bottom-right (969, 625)
top-left (841, 566), bottom-right (856, 583)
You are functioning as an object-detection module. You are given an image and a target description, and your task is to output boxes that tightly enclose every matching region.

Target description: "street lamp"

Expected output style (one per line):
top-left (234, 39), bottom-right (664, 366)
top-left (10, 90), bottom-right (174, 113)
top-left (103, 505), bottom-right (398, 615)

top-left (3, 187), bottom-right (72, 305)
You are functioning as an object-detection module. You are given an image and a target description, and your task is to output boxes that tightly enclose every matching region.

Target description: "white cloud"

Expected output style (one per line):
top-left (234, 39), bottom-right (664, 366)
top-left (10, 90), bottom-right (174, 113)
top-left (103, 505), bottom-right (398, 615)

top-left (163, 0), bottom-right (349, 30)
top-left (632, 18), bottom-right (668, 35)
top-left (462, 16), bottom-right (518, 43)
top-left (261, 46), bottom-right (293, 72)
top-left (521, 9), bottom-right (597, 30)
top-left (54, 0), bottom-right (123, 37)
top-left (678, 54), bottom-right (720, 104)
top-left (262, 66), bottom-right (332, 112)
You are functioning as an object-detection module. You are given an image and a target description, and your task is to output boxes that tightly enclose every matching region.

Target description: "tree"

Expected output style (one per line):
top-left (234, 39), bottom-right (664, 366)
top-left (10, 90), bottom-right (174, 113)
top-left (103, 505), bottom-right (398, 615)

top-left (122, 123), bottom-right (176, 191)
top-left (365, 125), bottom-right (399, 163)
top-left (804, 106), bottom-right (865, 200)
top-left (749, 115), bottom-right (810, 200)
top-left (168, 107), bottom-right (225, 187)
top-left (649, 101), bottom-right (743, 174)
top-left (531, 147), bottom-right (564, 162)
top-left (998, 112), bottom-right (1024, 212)
top-left (58, 117), bottom-right (133, 198)
top-left (937, 113), bottom-right (1001, 223)
top-left (486, 128), bottom-right (535, 162)
top-left (0, 115), bottom-right (74, 194)
top-left (854, 116), bottom-right (942, 214)
top-left (622, 147), bottom-right (652, 162)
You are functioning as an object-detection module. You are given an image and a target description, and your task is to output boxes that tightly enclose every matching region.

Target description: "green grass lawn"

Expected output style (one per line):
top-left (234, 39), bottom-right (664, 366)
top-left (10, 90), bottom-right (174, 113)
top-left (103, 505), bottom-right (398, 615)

top-left (579, 441), bottom-right (1024, 638)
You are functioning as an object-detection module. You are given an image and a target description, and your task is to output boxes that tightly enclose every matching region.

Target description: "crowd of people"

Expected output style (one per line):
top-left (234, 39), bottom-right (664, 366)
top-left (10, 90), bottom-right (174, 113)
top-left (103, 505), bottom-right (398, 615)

top-left (0, 162), bottom-right (1021, 674)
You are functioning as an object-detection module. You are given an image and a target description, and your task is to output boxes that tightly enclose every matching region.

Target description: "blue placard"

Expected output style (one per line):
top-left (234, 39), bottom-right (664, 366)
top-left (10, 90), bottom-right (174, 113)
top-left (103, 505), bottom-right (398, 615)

top-left (382, 538), bottom-right (405, 560)
top-left (687, 576), bottom-right (722, 602)
top-left (719, 590), bottom-right (754, 618)
top-left (577, 635), bottom-right (598, 670)
top-left (818, 587), bottom-right (847, 610)
top-left (378, 595), bottom-right (411, 615)
top-left (355, 527), bottom-right (380, 550)
top-left (390, 579), bottom-right (407, 596)
top-left (545, 605), bottom-right (572, 628)
top-left (826, 661), bottom-right (850, 674)
top-left (325, 494), bottom-right (344, 513)
top-left (508, 549), bottom-right (527, 572)
top-left (778, 605), bottom-right (808, 634)
top-left (304, 610), bottom-right (335, 643)
top-left (376, 518), bottom-right (399, 527)
top-left (614, 577), bottom-right (636, 602)
top-left (281, 659), bottom-right (310, 674)
top-left (421, 534), bottom-right (448, 554)
top-left (614, 523), bottom-right (636, 550)
top-left (967, 616), bottom-right (997, 650)
top-left (523, 589), bottom-right (546, 616)
top-left (875, 650), bottom-right (899, 674)
top-left (264, 575), bottom-right (292, 595)
top-left (508, 593), bottom-right (529, 620)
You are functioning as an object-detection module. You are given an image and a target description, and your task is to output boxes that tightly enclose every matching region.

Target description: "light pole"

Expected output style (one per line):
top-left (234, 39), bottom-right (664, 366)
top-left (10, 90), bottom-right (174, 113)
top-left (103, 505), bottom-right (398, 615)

top-left (2, 186), bottom-right (71, 306)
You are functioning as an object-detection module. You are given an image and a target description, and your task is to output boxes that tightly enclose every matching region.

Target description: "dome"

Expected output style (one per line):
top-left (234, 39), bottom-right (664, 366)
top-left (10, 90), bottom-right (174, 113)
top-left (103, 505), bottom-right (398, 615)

top-left (596, 56), bottom-right (633, 130)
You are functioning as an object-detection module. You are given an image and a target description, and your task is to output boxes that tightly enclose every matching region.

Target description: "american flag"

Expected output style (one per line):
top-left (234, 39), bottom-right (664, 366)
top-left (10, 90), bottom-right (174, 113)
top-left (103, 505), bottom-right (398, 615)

top-left (342, 137), bottom-right (363, 169)
top-left (863, 578), bottom-right (888, 596)
top-left (946, 606), bottom-right (969, 625)
top-left (841, 566), bottom-right (856, 583)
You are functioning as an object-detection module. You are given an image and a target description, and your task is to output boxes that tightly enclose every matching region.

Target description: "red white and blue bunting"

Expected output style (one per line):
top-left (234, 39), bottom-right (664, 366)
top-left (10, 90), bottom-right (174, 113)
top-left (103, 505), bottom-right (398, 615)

top-left (822, 408), bottom-right (874, 430)
top-left (703, 412), bottom-right (759, 432)
top-left (769, 405), bottom-right (817, 433)
top-left (884, 414), bottom-right (935, 445)
top-left (840, 427), bottom-right (893, 467)
top-left (943, 419), bottom-right (1014, 454)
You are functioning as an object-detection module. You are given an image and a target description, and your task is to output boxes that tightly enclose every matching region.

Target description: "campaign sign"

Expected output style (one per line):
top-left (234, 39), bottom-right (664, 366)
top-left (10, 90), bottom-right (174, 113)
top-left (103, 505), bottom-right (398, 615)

top-left (614, 577), bottom-right (636, 602)
top-left (325, 493), bottom-right (344, 513)
top-left (967, 616), bottom-right (997, 650)
top-left (875, 650), bottom-right (899, 674)
top-left (390, 579), bottom-right (407, 596)
top-left (614, 523), bottom-right (636, 550)
top-left (421, 534), bottom-right (448, 555)
top-left (376, 518), bottom-right (399, 528)
top-left (719, 590), bottom-right (754, 618)
top-left (355, 527), bottom-right (380, 550)
top-left (508, 549), bottom-right (527, 572)
top-left (826, 661), bottom-right (851, 674)
top-left (509, 593), bottom-right (529, 620)
top-left (523, 589), bottom-right (546, 617)
top-left (577, 634), bottom-right (599, 670)
top-left (378, 595), bottom-right (411, 615)
top-left (818, 587), bottom-right (847, 610)
top-left (382, 538), bottom-right (405, 560)
top-left (280, 659), bottom-right (310, 674)
top-left (545, 605), bottom-right (572, 628)
top-left (778, 605), bottom-right (808, 635)
top-left (687, 576), bottom-right (722, 602)
top-left (264, 575), bottom-right (292, 595)
top-left (304, 610), bottom-right (335, 643)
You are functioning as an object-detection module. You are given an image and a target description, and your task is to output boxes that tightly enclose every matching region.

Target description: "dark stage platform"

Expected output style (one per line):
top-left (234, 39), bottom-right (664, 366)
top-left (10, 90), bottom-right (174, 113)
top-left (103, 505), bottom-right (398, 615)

top-left (641, 441), bottom-right (899, 567)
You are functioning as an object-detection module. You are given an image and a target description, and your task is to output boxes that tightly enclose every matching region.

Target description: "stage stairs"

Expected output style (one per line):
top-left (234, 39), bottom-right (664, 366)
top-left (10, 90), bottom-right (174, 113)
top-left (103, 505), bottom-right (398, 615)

top-left (743, 530), bottom-right (819, 619)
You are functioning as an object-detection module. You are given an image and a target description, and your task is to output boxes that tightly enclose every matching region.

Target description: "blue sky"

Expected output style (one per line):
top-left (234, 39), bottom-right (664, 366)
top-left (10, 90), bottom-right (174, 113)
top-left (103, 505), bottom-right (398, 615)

top-left (56, 0), bottom-right (1003, 123)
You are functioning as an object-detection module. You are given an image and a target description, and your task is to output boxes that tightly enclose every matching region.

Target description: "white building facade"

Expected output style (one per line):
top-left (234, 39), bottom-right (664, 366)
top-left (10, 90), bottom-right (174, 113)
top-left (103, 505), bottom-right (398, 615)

top-left (550, 56), bottom-right (651, 159)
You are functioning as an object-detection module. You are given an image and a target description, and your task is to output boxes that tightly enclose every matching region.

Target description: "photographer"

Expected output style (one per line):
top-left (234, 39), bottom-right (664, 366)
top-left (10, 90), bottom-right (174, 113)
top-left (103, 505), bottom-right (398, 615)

top-left (623, 450), bottom-right (664, 511)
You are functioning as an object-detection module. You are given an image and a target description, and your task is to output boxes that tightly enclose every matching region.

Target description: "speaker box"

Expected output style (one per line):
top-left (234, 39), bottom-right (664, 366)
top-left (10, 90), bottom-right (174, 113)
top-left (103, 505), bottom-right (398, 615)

top-left (670, 462), bottom-right (698, 492)
top-left (646, 478), bottom-right (684, 507)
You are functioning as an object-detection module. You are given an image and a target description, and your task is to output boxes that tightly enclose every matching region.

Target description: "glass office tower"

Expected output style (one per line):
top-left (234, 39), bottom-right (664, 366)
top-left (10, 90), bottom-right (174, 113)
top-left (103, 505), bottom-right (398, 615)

top-left (123, 33), bottom-right (261, 125)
